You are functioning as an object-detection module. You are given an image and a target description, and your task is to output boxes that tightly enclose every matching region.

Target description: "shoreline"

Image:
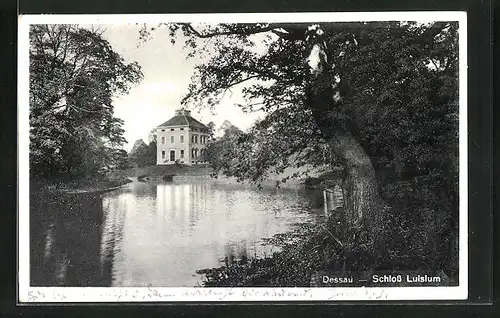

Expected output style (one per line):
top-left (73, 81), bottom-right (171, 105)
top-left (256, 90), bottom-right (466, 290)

top-left (58, 181), bottom-right (132, 194)
top-left (30, 165), bottom-right (343, 195)
top-left (30, 177), bottom-right (133, 195)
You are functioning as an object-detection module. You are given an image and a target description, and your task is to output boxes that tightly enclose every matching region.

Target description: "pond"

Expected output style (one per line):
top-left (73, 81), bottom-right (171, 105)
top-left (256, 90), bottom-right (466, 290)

top-left (30, 179), bottom-right (343, 287)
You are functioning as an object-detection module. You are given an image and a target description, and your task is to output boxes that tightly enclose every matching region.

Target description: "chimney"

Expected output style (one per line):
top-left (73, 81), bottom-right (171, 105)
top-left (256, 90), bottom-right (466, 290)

top-left (175, 109), bottom-right (191, 117)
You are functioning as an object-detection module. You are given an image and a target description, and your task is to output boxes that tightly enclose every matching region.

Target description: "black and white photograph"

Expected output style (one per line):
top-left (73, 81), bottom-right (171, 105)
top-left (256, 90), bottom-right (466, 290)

top-left (18, 12), bottom-right (467, 302)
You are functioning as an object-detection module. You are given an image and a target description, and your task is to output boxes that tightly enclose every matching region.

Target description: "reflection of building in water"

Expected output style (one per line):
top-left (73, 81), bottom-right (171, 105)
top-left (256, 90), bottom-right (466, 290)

top-left (323, 185), bottom-right (344, 216)
top-left (156, 182), bottom-right (209, 232)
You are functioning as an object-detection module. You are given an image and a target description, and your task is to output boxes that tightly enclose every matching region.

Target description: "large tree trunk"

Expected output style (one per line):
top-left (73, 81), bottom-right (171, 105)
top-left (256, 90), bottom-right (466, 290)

top-left (305, 30), bottom-right (386, 235)
top-left (327, 130), bottom-right (384, 229)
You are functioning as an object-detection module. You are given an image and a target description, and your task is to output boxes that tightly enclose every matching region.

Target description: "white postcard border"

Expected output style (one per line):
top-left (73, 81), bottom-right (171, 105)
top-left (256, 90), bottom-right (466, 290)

top-left (18, 11), bottom-right (468, 303)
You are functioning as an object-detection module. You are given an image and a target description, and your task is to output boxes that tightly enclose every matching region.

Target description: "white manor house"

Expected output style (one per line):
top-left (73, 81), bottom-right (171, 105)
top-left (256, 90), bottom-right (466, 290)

top-left (155, 109), bottom-right (210, 165)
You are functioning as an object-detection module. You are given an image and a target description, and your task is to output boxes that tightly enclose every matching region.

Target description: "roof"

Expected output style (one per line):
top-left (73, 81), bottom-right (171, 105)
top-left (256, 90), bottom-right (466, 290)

top-left (158, 115), bottom-right (209, 130)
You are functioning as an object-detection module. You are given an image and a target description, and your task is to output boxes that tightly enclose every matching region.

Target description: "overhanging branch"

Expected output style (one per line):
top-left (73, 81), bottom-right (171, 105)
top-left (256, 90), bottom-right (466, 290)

top-left (179, 23), bottom-right (307, 41)
top-left (179, 23), bottom-right (276, 38)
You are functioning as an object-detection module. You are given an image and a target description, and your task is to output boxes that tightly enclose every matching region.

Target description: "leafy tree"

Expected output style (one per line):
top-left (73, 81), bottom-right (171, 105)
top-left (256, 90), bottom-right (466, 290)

top-left (108, 148), bottom-right (131, 170)
top-left (204, 122), bottom-right (244, 173)
top-left (29, 24), bottom-right (143, 180)
top-left (129, 139), bottom-right (156, 167)
top-left (148, 128), bottom-right (157, 144)
top-left (143, 21), bottom-right (459, 271)
top-left (207, 121), bottom-right (216, 138)
top-left (146, 140), bottom-right (157, 166)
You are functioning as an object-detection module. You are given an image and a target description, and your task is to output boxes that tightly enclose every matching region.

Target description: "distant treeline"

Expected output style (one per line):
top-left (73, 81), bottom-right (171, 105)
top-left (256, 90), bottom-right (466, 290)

top-left (128, 139), bottom-right (157, 168)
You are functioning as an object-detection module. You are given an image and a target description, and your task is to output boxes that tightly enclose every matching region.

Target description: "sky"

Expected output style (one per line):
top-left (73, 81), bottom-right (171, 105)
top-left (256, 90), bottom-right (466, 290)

top-left (100, 24), bottom-right (263, 151)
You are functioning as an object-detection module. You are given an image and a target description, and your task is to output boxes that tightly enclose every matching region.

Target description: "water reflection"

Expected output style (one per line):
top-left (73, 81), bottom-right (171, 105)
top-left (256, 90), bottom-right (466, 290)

top-left (30, 180), bottom-right (336, 287)
top-left (324, 185), bottom-right (344, 216)
top-left (222, 241), bottom-right (249, 267)
top-left (30, 191), bottom-right (111, 286)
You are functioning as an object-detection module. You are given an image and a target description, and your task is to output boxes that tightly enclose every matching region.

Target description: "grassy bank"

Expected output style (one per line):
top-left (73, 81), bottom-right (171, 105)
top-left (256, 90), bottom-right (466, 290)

top-left (30, 165), bottom-right (213, 194)
top-left (106, 164), bottom-right (339, 188)
top-left (109, 164), bottom-right (213, 179)
top-left (30, 174), bottom-right (133, 194)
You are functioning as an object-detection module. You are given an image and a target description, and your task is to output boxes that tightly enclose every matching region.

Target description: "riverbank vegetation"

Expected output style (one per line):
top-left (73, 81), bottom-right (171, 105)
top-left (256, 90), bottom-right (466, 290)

top-left (29, 25), bottom-right (143, 191)
top-left (145, 21), bottom-right (460, 283)
top-left (30, 174), bottom-right (133, 194)
top-left (109, 163), bottom-right (213, 179)
top-left (198, 204), bottom-right (458, 287)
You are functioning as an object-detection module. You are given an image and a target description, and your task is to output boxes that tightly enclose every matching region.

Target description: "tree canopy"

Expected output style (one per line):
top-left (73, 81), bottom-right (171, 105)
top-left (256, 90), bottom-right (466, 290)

top-left (129, 139), bottom-right (157, 167)
top-left (145, 21), bottom-right (460, 272)
top-left (29, 25), bottom-right (143, 180)
top-left (147, 22), bottom-right (458, 190)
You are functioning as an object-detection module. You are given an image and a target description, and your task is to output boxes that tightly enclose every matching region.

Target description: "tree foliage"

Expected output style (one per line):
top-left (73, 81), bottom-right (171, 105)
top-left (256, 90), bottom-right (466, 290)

top-left (153, 21), bottom-right (460, 273)
top-left (129, 139), bottom-right (156, 167)
top-left (29, 25), bottom-right (143, 180)
top-left (158, 22), bottom-right (458, 186)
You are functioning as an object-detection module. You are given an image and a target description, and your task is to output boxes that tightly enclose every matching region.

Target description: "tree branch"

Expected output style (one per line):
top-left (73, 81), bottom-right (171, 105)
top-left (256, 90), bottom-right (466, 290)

top-left (223, 75), bottom-right (260, 89)
top-left (179, 23), bottom-right (278, 38)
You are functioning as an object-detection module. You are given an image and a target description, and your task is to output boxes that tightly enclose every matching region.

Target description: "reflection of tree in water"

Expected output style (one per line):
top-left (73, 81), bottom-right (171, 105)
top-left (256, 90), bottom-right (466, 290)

top-left (221, 241), bottom-right (249, 267)
top-left (265, 186), bottom-right (345, 221)
top-left (214, 186), bottom-right (345, 268)
top-left (128, 181), bottom-right (157, 198)
top-left (30, 191), bottom-right (112, 286)
top-left (219, 240), bottom-right (283, 268)
top-left (301, 188), bottom-right (326, 209)
top-left (99, 194), bottom-right (128, 285)
top-left (323, 185), bottom-right (344, 216)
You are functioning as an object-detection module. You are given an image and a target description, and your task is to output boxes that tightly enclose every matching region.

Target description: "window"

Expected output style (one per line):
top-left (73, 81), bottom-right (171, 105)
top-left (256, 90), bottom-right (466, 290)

top-left (161, 150), bottom-right (166, 159)
top-left (180, 128), bottom-right (184, 131)
top-left (194, 135), bottom-right (198, 143)
top-left (170, 128), bottom-right (175, 131)
top-left (191, 135), bottom-right (194, 143)
top-left (161, 136), bottom-right (165, 144)
top-left (181, 150), bottom-right (184, 158)
top-left (180, 135), bottom-right (184, 143)
top-left (161, 129), bottom-right (165, 132)
top-left (170, 136), bottom-right (174, 143)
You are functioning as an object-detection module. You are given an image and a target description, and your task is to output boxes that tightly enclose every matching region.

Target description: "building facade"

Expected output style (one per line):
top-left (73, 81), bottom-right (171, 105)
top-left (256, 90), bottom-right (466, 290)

top-left (156, 109), bottom-right (210, 165)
